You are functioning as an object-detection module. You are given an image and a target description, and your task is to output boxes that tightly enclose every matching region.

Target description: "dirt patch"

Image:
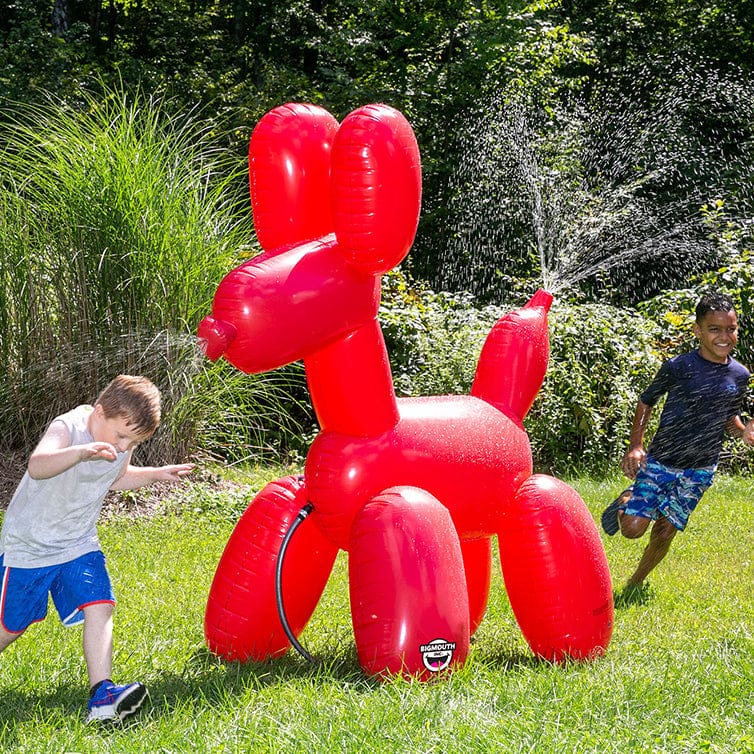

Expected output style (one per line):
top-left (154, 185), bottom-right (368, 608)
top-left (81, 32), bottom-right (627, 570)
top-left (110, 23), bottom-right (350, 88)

top-left (0, 451), bottom-right (27, 510)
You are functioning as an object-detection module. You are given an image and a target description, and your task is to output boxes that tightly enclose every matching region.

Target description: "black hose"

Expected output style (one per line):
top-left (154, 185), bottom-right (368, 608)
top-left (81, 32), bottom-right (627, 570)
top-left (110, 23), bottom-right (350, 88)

top-left (275, 502), bottom-right (317, 664)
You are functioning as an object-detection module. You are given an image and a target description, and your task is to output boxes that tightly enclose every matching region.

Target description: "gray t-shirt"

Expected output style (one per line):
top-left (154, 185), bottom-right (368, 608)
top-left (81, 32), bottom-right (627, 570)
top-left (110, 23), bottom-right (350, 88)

top-left (0, 404), bottom-right (130, 568)
top-left (640, 350), bottom-right (750, 468)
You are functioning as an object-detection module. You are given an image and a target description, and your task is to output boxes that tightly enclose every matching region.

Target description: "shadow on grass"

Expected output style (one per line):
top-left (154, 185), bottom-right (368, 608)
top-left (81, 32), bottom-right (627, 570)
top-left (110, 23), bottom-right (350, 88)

top-left (0, 682), bottom-right (144, 749)
top-left (0, 682), bottom-right (83, 724)
top-left (467, 648), bottom-right (543, 672)
top-left (127, 638), bottom-right (561, 721)
top-left (0, 647), bottom-right (369, 741)
top-left (185, 642), bottom-right (370, 686)
top-left (129, 644), bottom-right (380, 719)
top-left (613, 582), bottom-right (653, 609)
top-left (0, 637), bottom-right (604, 735)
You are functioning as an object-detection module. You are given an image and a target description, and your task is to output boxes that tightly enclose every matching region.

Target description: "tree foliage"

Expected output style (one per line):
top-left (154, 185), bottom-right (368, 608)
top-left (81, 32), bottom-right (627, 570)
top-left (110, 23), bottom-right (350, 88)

top-left (558, 0), bottom-right (754, 77)
top-left (2, 1), bottom-right (752, 302)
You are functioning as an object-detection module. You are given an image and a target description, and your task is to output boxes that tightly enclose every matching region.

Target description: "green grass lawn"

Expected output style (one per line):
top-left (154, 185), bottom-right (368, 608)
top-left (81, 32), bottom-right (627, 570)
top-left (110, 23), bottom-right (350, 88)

top-left (1, 470), bottom-right (752, 753)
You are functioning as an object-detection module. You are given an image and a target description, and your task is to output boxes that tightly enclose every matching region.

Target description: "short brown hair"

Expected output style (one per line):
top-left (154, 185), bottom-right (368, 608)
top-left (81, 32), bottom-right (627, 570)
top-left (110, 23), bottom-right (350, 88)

top-left (96, 375), bottom-right (161, 438)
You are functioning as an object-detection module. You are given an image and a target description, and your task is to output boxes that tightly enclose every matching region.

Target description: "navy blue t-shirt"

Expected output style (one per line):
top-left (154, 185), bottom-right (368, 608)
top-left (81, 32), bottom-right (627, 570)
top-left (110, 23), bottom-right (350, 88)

top-left (641, 350), bottom-right (750, 469)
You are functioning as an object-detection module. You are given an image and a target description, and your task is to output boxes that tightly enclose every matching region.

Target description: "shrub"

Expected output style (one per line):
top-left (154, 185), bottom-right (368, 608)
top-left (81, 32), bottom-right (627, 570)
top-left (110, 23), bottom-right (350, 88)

top-left (381, 272), bottom-right (663, 475)
top-left (527, 302), bottom-right (662, 475)
top-left (380, 270), bottom-right (508, 397)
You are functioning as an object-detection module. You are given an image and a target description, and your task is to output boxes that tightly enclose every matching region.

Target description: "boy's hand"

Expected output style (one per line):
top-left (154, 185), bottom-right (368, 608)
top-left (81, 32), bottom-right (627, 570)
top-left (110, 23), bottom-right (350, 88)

top-left (156, 463), bottom-right (196, 482)
top-left (621, 447), bottom-right (646, 479)
top-left (79, 442), bottom-right (119, 462)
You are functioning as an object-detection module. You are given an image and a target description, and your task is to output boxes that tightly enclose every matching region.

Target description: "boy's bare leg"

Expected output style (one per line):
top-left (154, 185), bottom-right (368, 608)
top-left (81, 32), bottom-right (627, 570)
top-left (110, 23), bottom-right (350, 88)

top-left (618, 510), bottom-right (651, 539)
top-left (0, 626), bottom-right (22, 652)
top-left (626, 516), bottom-right (677, 587)
top-left (82, 603), bottom-right (114, 688)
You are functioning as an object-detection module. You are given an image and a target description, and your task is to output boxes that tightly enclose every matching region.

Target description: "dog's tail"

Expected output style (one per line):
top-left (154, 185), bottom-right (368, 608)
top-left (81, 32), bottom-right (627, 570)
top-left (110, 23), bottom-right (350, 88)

top-left (471, 289), bottom-right (553, 424)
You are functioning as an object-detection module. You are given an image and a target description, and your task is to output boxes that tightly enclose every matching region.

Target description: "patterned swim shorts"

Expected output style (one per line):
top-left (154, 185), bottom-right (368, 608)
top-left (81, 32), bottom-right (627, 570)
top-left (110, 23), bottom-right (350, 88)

top-left (623, 456), bottom-right (715, 531)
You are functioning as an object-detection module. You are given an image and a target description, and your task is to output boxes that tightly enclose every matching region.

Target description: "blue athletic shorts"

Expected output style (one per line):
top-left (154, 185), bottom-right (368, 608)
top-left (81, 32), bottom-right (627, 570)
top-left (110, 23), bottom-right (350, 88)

top-left (0, 550), bottom-right (115, 634)
top-left (623, 456), bottom-right (715, 531)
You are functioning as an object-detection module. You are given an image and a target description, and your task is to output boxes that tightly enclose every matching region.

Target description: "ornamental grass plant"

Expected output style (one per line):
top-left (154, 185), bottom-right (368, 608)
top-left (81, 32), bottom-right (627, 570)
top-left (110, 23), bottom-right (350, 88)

top-left (0, 83), bottom-right (310, 465)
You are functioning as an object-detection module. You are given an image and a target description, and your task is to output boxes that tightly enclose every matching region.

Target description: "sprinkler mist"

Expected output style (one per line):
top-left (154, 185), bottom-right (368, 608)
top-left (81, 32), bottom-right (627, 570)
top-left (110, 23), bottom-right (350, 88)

top-left (437, 59), bottom-right (754, 304)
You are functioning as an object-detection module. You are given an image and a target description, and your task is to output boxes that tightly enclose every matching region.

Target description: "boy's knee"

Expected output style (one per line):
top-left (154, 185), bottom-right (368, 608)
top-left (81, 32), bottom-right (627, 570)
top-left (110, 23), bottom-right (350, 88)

top-left (619, 515), bottom-right (649, 539)
top-left (0, 626), bottom-right (24, 651)
top-left (652, 518), bottom-right (678, 543)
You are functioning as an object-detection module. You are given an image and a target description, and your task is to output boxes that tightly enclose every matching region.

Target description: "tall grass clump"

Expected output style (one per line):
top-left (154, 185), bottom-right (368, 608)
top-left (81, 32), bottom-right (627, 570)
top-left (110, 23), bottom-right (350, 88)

top-left (0, 83), bottom-right (311, 465)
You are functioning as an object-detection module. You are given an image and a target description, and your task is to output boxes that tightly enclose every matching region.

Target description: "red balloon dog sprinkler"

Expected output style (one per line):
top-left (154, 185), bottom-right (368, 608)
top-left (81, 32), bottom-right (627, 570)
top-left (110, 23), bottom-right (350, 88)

top-left (198, 103), bottom-right (614, 679)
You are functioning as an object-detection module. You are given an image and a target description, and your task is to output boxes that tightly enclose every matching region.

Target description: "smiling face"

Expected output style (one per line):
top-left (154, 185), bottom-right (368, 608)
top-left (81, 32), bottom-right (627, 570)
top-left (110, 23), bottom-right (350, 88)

top-left (693, 308), bottom-right (739, 364)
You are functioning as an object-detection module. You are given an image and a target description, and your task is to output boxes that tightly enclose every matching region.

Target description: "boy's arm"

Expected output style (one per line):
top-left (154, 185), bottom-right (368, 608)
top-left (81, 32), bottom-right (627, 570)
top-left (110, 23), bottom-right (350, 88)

top-left (740, 418), bottom-right (754, 446)
top-left (27, 420), bottom-right (120, 480)
top-left (110, 463), bottom-right (195, 491)
top-left (621, 400), bottom-right (653, 479)
top-left (735, 383), bottom-right (754, 445)
top-left (725, 415), bottom-right (747, 438)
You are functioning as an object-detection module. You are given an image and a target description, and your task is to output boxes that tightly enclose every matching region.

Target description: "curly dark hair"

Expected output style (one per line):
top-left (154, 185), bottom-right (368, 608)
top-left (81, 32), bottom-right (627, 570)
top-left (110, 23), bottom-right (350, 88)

top-left (695, 291), bottom-right (736, 323)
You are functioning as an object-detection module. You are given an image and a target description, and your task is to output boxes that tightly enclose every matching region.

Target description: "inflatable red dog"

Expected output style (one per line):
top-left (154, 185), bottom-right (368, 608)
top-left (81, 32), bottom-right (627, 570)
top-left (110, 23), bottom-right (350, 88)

top-left (199, 103), bottom-right (613, 679)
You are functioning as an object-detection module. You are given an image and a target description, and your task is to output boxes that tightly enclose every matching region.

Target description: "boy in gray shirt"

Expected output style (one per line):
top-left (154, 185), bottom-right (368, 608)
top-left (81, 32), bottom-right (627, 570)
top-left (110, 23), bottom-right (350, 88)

top-left (0, 375), bottom-right (194, 722)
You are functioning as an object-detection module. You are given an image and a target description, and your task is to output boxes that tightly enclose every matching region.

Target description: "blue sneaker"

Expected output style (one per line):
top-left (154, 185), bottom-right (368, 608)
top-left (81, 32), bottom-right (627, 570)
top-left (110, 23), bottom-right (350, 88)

top-left (86, 680), bottom-right (147, 723)
top-left (601, 489), bottom-right (632, 535)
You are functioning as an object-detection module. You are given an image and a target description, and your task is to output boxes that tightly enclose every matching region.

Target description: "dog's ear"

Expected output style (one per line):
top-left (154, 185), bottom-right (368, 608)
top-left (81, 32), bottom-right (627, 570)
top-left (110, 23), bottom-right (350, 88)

top-left (332, 104), bottom-right (422, 275)
top-left (249, 102), bottom-right (423, 276)
top-left (249, 103), bottom-right (339, 252)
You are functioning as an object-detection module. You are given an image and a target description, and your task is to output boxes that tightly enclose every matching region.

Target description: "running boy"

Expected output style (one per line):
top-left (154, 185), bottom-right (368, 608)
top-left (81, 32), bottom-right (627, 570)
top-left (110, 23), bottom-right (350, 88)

top-left (0, 375), bottom-right (194, 723)
top-left (601, 291), bottom-right (754, 595)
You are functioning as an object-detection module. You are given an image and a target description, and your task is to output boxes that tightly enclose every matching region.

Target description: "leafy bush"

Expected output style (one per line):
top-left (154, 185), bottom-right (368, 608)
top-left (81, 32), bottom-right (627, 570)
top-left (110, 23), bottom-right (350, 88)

top-left (379, 270), bottom-right (507, 397)
top-left (381, 272), bottom-right (663, 475)
top-left (527, 302), bottom-right (662, 475)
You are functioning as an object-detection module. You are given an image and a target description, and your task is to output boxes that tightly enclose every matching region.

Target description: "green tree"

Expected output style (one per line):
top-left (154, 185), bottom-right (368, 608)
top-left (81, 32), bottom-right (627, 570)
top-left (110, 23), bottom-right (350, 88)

top-left (558, 0), bottom-right (754, 76)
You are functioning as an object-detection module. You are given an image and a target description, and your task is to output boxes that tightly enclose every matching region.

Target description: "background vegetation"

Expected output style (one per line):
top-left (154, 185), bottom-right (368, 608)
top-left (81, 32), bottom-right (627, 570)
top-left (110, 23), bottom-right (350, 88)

top-left (1, 7), bottom-right (753, 751)
top-left (1, 1), bottom-right (753, 474)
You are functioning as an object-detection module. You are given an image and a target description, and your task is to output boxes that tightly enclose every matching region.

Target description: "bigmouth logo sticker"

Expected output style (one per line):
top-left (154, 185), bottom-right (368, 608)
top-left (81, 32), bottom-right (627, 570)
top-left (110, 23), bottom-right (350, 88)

top-left (420, 638), bottom-right (456, 672)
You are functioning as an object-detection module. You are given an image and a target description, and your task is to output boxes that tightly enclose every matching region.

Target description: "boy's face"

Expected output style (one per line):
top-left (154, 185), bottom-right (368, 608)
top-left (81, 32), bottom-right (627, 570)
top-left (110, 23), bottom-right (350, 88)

top-left (90, 404), bottom-right (151, 452)
top-left (693, 309), bottom-right (739, 364)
